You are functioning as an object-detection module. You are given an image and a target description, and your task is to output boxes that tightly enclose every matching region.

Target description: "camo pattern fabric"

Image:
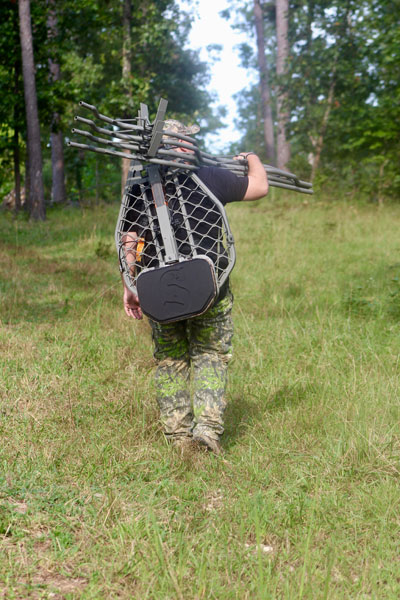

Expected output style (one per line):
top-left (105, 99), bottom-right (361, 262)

top-left (149, 290), bottom-right (234, 441)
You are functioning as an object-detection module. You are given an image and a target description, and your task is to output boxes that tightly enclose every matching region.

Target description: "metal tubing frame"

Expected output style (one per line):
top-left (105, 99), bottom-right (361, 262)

top-left (70, 98), bottom-right (314, 195)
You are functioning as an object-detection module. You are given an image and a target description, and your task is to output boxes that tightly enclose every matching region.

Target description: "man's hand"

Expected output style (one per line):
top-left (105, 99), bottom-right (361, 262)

top-left (123, 284), bottom-right (143, 320)
top-left (234, 152), bottom-right (269, 201)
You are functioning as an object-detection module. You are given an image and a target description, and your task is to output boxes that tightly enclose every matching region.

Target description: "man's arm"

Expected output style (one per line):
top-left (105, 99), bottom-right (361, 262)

top-left (121, 232), bottom-right (143, 320)
top-left (122, 277), bottom-right (143, 320)
top-left (237, 152), bottom-right (269, 201)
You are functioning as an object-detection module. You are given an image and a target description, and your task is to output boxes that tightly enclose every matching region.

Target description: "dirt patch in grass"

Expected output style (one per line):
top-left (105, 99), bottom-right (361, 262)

top-left (8, 571), bottom-right (88, 600)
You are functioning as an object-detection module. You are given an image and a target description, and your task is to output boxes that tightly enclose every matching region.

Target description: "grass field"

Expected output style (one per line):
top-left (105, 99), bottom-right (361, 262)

top-left (1, 194), bottom-right (399, 599)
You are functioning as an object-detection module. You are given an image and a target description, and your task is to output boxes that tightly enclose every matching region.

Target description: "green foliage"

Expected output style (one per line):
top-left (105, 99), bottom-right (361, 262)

top-left (0, 0), bottom-right (217, 206)
top-left (223, 0), bottom-right (400, 199)
top-left (95, 238), bottom-right (113, 259)
top-left (230, 85), bottom-right (270, 159)
top-left (0, 3), bottom-right (25, 187)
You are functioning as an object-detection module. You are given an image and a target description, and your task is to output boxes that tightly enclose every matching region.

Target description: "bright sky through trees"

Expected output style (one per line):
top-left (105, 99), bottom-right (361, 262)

top-left (177, 0), bottom-right (254, 152)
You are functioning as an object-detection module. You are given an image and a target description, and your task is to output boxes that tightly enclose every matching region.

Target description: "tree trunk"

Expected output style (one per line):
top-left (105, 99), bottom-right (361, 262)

top-left (13, 57), bottom-right (21, 213)
top-left (25, 153), bottom-right (30, 213)
top-left (121, 0), bottom-right (132, 195)
top-left (377, 159), bottom-right (388, 207)
top-left (47, 0), bottom-right (66, 205)
top-left (253, 0), bottom-right (275, 163)
top-left (50, 126), bottom-right (67, 204)
top-left (95, 157), bottom-right (100, 203)
top-left (13, 124), bottom-right (21, 214)
top-left (276, 0), bottom-right (291, 170)
top-left (122, 0), bottom-right (132, 84)
top-left (12, 5), bottom-right (22, 213)
top-left (309, 71), bottom-right (336, 181)
top-left (306, 0), bottom-right (315, 51)
top-left (18, 0), bottom-right (46, 220)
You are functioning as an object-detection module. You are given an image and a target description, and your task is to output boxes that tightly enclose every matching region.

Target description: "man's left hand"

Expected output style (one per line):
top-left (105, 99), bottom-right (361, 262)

top-left (123, 285), bottom-right (143, 320)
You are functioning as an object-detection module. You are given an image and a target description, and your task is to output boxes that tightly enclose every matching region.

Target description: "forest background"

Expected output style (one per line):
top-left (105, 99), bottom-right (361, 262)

top-left (0, 0), bottom-right (399, 220)
top-left (1, 2), bottom-right (400, 597)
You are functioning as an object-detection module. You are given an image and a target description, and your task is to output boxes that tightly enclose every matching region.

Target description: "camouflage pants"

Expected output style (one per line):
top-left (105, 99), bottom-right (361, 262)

top-left (149, 290), bottom-right (234, 441)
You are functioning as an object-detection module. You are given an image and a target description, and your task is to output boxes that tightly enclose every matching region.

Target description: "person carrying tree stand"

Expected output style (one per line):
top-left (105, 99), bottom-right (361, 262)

top-left (69, 98), bottom-right (312, 455)
top-left (121, 120), bottom-right (268, 454)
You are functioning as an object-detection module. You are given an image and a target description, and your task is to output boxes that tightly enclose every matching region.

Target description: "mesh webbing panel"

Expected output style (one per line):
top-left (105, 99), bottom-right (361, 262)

top-left (115, 166), bottom-right (236, 295)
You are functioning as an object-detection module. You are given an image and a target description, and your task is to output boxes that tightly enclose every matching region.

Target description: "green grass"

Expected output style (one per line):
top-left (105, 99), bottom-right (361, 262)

top-left (1, 196), bottom-right (399, 598)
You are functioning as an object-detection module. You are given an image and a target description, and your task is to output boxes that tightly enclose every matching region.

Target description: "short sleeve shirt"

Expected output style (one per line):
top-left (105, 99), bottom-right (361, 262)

top-left (196, 167), bottom-right (248, 204)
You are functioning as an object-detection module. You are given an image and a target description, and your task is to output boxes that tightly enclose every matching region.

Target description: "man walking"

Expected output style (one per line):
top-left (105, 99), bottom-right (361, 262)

top-left (122, 120), bottom-right (268, 454)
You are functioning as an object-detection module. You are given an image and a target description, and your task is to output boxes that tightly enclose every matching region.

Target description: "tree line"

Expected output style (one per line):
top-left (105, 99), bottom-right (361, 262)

top-left (0, 0), bottom-right (216, 220)
top-left (1, 0), bottom-right (399, 220)
top-left (223, 0), bottom-right (400, 201)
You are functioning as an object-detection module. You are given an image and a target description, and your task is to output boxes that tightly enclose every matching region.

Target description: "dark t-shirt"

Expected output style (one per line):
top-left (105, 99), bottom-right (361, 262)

top-left (196, 166), bottom-right (248, 205)
top-left (164, 167), bottom-right (247, 260)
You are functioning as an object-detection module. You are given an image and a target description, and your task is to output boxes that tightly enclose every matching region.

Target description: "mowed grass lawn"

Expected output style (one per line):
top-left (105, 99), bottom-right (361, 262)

top-left (1, 195), bottom-right (399, 599)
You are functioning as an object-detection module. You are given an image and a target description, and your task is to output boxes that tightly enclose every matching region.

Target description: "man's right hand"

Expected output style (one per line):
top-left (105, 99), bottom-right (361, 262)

top-left (123, 285), bottom-right (143, 320)
top-left (234, 152), bottom-right (269, 201)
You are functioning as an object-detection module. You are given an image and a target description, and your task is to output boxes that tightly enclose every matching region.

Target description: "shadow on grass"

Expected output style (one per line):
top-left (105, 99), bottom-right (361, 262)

top-left (267, 383), bottom-right (316, 411)
top-left (224, 383), bottom-right (316, 449)
top-left (0, 245), bottom-right (118, 325)
top-left (0, 287), bottom-right (117, 325)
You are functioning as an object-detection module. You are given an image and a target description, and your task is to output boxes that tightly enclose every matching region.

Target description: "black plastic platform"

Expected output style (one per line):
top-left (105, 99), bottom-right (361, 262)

top-left (136, 257), bottom-right (217, 323)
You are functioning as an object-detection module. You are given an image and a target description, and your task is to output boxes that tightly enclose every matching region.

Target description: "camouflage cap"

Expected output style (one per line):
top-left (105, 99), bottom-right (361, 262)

top-left (163, 119), bottom-right (200, 136)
